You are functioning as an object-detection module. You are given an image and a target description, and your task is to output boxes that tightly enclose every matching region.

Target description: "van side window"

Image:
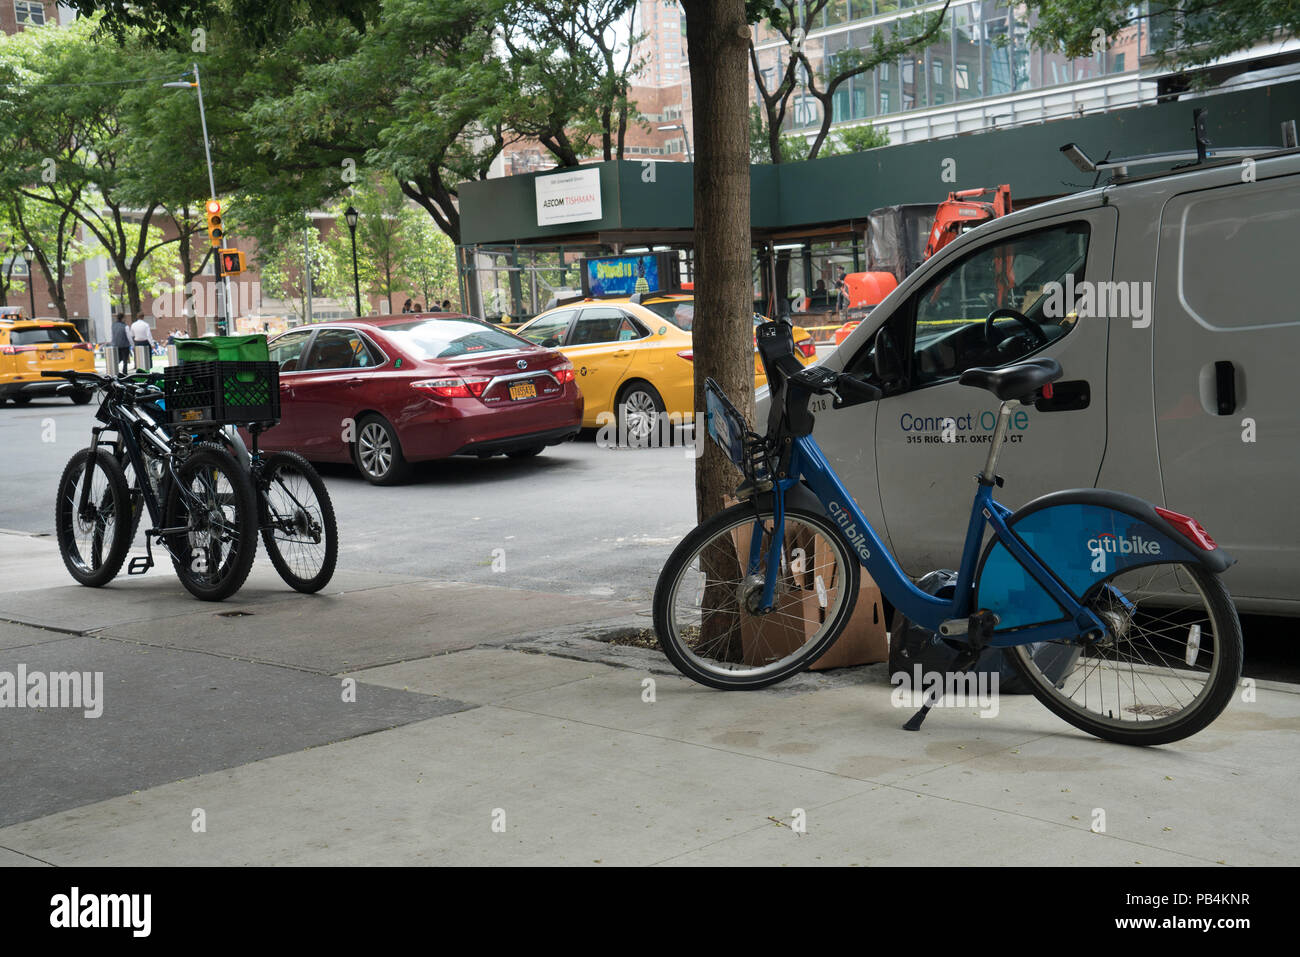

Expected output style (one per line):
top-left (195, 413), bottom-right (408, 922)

top-left (910, 221), bottom-right (1090, 386)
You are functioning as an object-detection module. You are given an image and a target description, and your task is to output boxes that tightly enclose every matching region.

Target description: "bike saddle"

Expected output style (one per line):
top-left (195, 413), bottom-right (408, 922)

top-left (958, 357), bottom-right (1062, 402)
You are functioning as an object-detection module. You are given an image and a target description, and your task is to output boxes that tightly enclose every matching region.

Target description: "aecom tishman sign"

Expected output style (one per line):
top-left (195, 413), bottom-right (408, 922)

top-left (535, 168), bottom-right (603, 227)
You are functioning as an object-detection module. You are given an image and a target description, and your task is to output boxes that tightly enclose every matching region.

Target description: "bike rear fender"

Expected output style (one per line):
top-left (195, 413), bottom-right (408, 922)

top-left (976, 488), bottom-right (1235, 632)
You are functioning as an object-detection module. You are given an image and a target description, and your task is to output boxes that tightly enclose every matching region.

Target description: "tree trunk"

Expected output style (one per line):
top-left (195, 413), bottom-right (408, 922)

top-left (681, 0), bottom-right (753, 526)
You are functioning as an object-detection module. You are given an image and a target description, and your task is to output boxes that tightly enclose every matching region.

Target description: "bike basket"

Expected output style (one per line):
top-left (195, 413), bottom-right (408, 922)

top-left (163, 360), bottom-right (280, 426)
top-left (704, 378), bottom-right (747, 467)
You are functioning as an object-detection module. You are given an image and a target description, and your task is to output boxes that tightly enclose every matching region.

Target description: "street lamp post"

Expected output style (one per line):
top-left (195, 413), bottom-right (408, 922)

top-left (657, 123), bottom-right (693, 162)
top-left (21, 244), bottom-right (35, 318)
top-left (165, 63), bottom-right (231, 334)
top-left (344, 205), bottom-right (362, 317)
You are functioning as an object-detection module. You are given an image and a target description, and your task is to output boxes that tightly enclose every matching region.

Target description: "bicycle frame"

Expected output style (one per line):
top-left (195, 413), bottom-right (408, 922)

top-left (750, 430), bottom-right (1108, 649)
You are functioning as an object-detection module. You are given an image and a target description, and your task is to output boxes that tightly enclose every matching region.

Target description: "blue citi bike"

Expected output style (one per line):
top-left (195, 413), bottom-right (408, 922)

top-left (653, 320), bottom-right (1243, 745)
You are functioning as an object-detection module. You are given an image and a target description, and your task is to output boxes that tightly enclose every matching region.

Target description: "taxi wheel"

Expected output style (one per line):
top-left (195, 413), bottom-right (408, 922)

top-left (70, 390), bottom-right (93, 405)
top-left (615, 381), bottom-right (665, 446)
top-left (11, 395), bottom-right (31, 406)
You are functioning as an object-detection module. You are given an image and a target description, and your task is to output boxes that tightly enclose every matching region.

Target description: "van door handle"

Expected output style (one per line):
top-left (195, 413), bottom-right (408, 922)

top-left (612, 350), bottom-right (632, 358)
top-left (1213, 360), bottom-right (1237, 415)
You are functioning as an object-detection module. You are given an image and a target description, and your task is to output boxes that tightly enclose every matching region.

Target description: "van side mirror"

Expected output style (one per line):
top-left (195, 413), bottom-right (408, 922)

top-left (874, 327), bottom-right (903, 388)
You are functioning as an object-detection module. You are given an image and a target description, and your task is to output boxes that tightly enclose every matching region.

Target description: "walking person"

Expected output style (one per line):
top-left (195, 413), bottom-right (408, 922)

top-left (129, 314), bottom-right (154, 371)
top-left (110, 313), bottom-right (132, 376)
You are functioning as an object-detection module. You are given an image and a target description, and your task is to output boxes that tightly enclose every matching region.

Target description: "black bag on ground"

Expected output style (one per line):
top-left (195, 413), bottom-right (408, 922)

top-left (889, 570), bottom-right (1081, 695)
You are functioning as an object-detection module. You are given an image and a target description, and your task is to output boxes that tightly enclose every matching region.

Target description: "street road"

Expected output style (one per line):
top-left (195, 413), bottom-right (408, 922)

top-left (4, 390), bottom-right (1294, 680)
top-left (0, 397), bottom-right (698, 604)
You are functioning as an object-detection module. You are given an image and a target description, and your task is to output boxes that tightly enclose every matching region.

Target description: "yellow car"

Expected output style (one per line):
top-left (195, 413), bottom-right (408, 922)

top-left (513, 294), bottom-right (816, 437)
top-left (0, 319), bottom-right (96, 406)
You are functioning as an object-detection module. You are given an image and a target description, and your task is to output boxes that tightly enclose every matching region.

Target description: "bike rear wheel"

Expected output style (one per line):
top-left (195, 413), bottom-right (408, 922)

top-left (54, 447), bottom-right (132, 587)
top-left (1004, 561), bottom-right (1243, 745)
top-left (162, 444), bottom-right (258, 601)
top-left (653, 503), bottom-right (859, 689)
top-left (258, 451), bottom-right (338, 593)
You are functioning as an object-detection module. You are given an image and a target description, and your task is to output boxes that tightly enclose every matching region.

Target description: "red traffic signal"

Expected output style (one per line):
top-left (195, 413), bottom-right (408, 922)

top-left (205, 200), bottom-right (224, 247)
top-left (219, 248), bottom-right (245, 275)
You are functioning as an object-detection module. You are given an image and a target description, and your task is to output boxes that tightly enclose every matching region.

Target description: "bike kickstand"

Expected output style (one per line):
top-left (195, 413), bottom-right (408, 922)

top-left (902, 609), bottom-right (998, 732)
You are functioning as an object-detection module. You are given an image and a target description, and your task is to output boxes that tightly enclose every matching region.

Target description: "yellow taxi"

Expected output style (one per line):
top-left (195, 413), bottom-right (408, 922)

top-left (512, 293), bottom-right (816, 435)
top-left (0, 319), bottom-right (97, 406)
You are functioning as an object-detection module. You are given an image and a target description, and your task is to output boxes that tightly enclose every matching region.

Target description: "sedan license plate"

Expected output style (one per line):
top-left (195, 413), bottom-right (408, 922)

top-left (509, 381), bottom-right (537, 401)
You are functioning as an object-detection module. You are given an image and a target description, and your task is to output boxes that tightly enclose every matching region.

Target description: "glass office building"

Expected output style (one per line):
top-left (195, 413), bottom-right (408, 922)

top-left (752, 2), bottom-right (1147, 146)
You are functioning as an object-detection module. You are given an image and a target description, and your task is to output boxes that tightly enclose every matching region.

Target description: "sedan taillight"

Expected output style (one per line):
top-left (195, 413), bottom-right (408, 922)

top-left (551, 357), bottom-right (575, 384)
top-left (412, 377), bottom-right (490, 398)
top-left (797, 338), bottom-right (817, 359)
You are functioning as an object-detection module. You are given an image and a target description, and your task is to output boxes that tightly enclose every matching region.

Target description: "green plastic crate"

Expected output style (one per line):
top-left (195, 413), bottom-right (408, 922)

top-left (175, 334), bottom-right (270, 364)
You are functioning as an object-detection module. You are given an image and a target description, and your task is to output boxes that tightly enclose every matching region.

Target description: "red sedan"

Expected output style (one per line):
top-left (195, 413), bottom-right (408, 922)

top-left (260, 316), bottom-right (583, 484)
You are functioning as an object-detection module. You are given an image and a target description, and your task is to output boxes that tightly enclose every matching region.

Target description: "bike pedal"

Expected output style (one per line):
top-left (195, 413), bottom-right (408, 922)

top-left (127, 555), bottom-right (153, 575)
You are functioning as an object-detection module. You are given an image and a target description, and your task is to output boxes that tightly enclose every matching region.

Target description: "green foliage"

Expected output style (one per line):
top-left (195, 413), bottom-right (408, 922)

top-left (823, 123), bottom-right (890, 155)
top-left (257, 222), bottom-right (345, 321)
top-left (403, 216), bottom-right (459, 310)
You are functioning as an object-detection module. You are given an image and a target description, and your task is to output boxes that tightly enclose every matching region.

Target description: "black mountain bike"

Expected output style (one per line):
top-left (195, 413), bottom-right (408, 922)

top-left (46, 369), bottom-right (258, 601)
top-left (44, 369), bottom-right (337, 598)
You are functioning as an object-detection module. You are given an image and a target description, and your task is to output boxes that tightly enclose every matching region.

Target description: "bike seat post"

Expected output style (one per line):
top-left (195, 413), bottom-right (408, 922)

top-left (978, 400), bottom-right (1017, 485)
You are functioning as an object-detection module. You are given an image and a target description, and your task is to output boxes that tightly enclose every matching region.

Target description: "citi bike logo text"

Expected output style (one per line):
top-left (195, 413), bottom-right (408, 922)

top-left (50, 887), bottom-right (151, 937)
top-left (891, 665), bottom-right (1000, 718)
top-left (1087, 532), bottom-right (1161, 573)
top-left (1040, 276), bottom-right (1152, 329)
top-left (0, 665), bottom-right (103, 718)
top-left (827, 501), bottom-right (871, 561)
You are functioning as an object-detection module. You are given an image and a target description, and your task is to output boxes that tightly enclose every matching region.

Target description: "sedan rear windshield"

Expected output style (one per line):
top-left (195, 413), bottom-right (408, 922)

top-left (381, 318), bottom-right (526, 359)
top-left (10, 326), bottom-right (80, 345)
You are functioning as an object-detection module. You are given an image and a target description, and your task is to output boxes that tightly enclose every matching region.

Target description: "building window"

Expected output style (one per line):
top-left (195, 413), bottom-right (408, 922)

top-left (14, 0), bottom-right (46, 25)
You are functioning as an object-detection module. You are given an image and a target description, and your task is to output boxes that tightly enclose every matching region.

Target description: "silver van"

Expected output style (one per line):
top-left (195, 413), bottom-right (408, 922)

top-left (798, 146), bottom-right (1300, 615)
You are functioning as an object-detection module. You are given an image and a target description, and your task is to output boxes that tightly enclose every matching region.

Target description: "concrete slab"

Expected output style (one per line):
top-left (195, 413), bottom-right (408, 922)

top-left (0, 635), bottom-right (472, 828)
top-left (0, 704), bottom-right (874, 866)
top-left (0, 846), bottom-right (51, 867)
top-left (0, 620), bottom-right (81, 651)
top-left (352, 647), bottom-right (610, 706)
top-left (654, 786), bottom-right (1207, 866)
top-left (100, 582), bottom-right (643, 674)
top-left (0, 565), bottom-right (432, 634)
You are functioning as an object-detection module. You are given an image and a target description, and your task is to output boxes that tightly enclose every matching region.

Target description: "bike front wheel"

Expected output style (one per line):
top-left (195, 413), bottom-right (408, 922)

top-left (258, 451), bottom-right (338, 593)
top-left (162, 444), bottom-right (259, 601)
top-left (653, 502), bottom-right (860, 690)
top-left (54, 447), bottom-right (132, 587)
top-left (1004, 561), bottom-right (1243, 746)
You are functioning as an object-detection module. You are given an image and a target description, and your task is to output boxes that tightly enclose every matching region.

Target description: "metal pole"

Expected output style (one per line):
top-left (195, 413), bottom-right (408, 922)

top-left (26, 266), bottom-right (36, 318)
top-left (349, 226), bottom-right (362, 317)
top-left (193, 62), bottom-right (231, 333)
top-left (303, 229), bottom-right (313, 324)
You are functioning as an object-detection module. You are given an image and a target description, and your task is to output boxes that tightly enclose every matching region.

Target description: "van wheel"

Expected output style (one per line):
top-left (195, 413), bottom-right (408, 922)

top-left (353, 414), bottom-right (411, 485)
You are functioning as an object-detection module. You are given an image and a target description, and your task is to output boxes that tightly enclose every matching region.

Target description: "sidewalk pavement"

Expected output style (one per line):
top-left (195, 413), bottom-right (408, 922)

top-left (1, 528), bottom-right (1297, 866)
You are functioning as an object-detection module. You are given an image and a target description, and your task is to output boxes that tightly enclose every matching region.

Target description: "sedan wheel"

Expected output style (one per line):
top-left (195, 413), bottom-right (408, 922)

top-left (353, 416), bottom-right (411, 485)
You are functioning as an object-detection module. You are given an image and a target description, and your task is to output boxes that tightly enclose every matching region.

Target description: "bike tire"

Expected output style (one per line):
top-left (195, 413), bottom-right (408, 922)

top-left (653, 502), bottom-right (860, 690)
top-left (54, 447), bottom-right (132, 588)
top-left (1003, 562), bottom-right (1243, 746)
top-left (258, 451), bottom-right (338, 594)
top-left (162, 443), bottom-right (258, 602)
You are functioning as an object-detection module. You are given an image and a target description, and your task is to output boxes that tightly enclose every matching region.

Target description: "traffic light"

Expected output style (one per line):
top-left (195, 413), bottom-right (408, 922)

top-left (205, 199), bottom-right (224, 247)
top-left (219, 248), bottom-right (246, 275)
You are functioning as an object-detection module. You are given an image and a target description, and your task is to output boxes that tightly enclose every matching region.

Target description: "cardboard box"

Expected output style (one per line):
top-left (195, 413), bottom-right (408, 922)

top-left (726, 503), bottom-right (888, 670)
